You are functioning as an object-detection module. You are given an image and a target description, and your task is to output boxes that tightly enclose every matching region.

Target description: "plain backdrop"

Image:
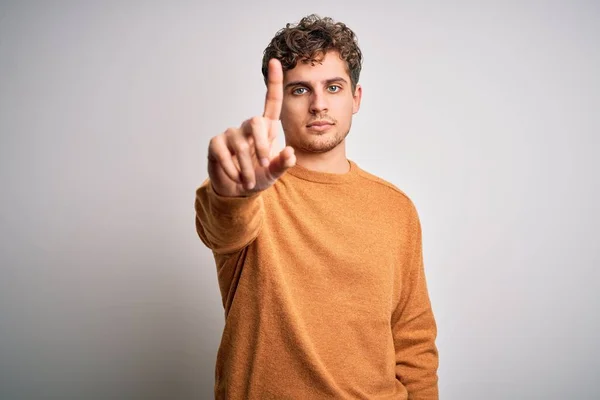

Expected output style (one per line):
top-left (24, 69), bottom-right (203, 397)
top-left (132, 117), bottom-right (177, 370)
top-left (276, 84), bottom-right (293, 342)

top-left (1, 1), bottom-right (598, 399)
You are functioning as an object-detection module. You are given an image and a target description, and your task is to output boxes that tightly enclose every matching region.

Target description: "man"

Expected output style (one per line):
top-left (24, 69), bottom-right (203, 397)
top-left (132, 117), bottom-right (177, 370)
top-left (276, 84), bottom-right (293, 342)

top-left (195, 14), bottom-right (439, 399)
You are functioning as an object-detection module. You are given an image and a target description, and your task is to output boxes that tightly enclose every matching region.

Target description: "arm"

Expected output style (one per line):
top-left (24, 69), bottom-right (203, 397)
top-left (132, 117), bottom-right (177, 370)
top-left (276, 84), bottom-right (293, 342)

top-left (392, 204), bottom-right (439, 399)
top-left (195, 179), bottom-right (264, 254)
top-left (194, 58), bottom-right (294, 254)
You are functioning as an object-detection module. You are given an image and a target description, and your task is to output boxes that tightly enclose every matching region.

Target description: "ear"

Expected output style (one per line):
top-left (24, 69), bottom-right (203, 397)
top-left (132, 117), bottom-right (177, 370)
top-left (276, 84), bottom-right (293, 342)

top-left (352, 84), bottom-right (362, 114)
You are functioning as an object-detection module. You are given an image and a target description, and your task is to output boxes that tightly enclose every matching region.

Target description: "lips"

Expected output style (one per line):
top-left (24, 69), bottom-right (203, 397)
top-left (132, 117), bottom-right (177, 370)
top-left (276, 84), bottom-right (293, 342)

top-left (306, 123), bottom-right (334, 133)
top-left (306, 120), bottom-right (334, 128)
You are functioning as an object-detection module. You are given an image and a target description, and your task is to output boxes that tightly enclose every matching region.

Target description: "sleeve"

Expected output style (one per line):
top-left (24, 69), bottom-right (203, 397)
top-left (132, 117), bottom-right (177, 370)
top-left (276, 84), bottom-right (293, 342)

top-left (392, 203), bottom-right (439, 399)
top-left (194, 178), bottom-right (264, 254)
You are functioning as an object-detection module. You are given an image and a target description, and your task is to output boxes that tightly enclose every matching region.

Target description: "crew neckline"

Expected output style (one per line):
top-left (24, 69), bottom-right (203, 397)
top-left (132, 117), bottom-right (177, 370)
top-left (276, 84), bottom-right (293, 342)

top-left (285, 159), bottom-right (360, 184)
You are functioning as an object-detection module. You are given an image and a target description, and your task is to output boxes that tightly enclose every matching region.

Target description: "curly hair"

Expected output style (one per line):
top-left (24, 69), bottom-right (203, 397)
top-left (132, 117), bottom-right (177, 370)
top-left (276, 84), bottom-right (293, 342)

top-left (261, 14), bottom-right (363, 91)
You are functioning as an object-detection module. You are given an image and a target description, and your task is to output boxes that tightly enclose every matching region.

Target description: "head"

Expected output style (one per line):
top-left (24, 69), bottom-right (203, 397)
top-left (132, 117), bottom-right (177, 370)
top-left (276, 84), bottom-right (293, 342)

top-left (261, 14), bottom-right (363, 154)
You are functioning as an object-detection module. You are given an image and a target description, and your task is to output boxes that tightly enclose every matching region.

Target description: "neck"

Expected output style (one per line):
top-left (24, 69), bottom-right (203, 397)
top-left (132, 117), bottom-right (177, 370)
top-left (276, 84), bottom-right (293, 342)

top-left (291, 141), bottom-right (350, 174)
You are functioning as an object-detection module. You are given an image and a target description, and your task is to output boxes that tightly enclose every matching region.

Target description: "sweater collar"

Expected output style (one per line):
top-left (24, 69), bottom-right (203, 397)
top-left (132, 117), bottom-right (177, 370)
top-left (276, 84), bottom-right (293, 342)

top-left (285, 159), bottom-right (359, 184)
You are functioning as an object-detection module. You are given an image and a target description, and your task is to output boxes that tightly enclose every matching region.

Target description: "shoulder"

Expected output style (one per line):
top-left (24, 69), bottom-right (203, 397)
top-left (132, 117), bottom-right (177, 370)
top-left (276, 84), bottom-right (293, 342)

top-left (352, 162), bottom-right (422, 237)
top-left (353, 161), bottom-right (417, 209)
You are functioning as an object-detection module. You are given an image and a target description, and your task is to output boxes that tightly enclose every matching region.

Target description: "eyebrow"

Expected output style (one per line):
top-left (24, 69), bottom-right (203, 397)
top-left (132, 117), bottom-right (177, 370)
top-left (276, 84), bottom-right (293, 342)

top-left (284, 77), bottom-right (349, 90)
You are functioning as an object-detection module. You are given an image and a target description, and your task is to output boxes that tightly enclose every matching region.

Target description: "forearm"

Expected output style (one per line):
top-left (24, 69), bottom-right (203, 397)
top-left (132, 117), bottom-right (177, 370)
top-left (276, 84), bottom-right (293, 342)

top-left (393, 206), bottom-right (439, 399)
top-left (195, 179), bottom-right (264, 254)
top-left (393, 294), bottom-right (439, 399)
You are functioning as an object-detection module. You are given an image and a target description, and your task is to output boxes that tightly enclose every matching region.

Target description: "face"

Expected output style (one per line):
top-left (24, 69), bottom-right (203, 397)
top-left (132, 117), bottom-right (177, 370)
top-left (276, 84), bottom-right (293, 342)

top-left (280, 50), bottom-right (362, 154)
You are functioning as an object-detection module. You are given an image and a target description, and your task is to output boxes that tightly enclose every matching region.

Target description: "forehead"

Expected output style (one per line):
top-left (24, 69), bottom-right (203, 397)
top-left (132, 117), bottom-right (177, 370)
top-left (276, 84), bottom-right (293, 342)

top-left (283, 51), bottom-right (350, 83)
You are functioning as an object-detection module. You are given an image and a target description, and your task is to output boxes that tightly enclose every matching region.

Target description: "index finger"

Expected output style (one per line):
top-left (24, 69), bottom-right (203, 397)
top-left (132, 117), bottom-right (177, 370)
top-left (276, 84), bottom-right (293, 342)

top-left (263, 58), bottom-right (283, 121)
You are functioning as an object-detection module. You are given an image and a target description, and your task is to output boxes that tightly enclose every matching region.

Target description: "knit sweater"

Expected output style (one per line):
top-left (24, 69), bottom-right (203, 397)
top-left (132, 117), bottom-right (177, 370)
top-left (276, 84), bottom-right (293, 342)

top-left (194, 160), bottom-right (439, 399)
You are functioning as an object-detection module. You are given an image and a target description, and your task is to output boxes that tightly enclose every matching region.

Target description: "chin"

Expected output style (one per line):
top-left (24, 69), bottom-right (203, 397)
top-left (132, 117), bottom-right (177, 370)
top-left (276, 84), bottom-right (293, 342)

top-left (298, 130), bottom-right (347, 153)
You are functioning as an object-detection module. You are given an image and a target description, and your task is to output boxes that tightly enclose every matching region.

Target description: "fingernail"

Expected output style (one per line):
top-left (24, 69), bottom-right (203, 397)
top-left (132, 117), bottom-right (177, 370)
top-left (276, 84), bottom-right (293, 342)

top-left (260, 158), bottom-right (269, 167)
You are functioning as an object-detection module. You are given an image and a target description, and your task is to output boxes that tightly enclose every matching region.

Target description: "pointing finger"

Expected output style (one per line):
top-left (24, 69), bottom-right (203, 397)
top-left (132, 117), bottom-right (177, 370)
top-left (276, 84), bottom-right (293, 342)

top-left (263, 58), bottom-right (283, 121)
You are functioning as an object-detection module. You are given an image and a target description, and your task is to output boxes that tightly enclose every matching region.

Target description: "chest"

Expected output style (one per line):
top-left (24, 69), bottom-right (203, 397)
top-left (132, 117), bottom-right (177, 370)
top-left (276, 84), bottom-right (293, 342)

top-left (258, 184), bottom-right (408, 317)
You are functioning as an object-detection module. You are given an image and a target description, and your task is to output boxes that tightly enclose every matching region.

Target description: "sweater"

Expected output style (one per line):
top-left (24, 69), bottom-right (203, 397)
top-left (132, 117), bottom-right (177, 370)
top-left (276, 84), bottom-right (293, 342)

top-left (194, 159), bottom-right (439, 399)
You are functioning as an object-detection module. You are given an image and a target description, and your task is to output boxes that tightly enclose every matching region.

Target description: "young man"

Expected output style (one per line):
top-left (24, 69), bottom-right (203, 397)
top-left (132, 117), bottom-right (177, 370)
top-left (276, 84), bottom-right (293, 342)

top-left (195, 14), bottom-right (439, 399)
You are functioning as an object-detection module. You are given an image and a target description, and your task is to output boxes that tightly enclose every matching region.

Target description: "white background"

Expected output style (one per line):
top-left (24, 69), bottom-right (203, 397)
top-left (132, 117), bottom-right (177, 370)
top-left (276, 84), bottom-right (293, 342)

top-left (1, 0), bottom-right (598, 398)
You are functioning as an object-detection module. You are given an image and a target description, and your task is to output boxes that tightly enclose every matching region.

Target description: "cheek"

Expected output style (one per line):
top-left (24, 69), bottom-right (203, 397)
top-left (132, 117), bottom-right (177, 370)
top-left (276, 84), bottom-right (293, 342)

top-left (279, 107), bottom-right (295, 133)
top-left (334, 99), bottom-right (356, 120)
top-left (281, 101), bottom-right (305, 125)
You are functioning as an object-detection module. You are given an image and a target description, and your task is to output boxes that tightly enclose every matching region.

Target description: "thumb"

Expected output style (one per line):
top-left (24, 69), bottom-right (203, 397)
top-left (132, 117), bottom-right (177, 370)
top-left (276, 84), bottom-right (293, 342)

top-left (267, 146), bottom-right (296, 181)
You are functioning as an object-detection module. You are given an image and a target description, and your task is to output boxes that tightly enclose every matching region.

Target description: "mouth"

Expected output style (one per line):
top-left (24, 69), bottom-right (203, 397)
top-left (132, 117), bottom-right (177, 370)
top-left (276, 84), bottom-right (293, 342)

top-left (306, 121), bottom-right (335, 132)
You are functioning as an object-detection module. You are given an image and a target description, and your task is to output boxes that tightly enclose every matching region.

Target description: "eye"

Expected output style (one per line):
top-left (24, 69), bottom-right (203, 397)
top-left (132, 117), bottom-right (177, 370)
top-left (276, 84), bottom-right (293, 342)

top-left (292, 87), bottom-right (308, 95)
top-left (327, 85), bottom-right (341, 93)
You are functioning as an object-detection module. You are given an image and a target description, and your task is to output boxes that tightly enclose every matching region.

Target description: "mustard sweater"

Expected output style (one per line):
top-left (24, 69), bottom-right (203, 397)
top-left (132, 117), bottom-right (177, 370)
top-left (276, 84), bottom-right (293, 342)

top-left (195, 160), bottom-right (439, 399)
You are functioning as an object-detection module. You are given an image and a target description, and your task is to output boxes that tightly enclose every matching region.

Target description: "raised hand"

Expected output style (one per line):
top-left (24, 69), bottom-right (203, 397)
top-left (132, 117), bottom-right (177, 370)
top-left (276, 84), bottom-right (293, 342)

top-left (207, 58), bottom-right (296, 197)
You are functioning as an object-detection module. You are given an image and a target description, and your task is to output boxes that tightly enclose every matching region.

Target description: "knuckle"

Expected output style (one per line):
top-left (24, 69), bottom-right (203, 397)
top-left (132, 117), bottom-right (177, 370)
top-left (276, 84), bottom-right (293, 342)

top-left (207, 136), bottom-right (223, 160)
top-left (250, 115), bottom-right (263, 126)
top-left (208, 135), bottom-right (221, 148)
top-left (249, 116), bottom-right (265, 132)
top-left (213, 150), bottom-right (227, 163)
top-left (236, 141), bottom-right (249, 153)
top-left (224, 127), bottom-right (237, 138)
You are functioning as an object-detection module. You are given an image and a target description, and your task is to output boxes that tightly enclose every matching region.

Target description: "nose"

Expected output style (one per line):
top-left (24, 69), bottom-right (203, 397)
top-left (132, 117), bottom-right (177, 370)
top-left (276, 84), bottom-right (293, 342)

top-left (309, 91), bottom-right (328, 114)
